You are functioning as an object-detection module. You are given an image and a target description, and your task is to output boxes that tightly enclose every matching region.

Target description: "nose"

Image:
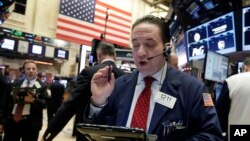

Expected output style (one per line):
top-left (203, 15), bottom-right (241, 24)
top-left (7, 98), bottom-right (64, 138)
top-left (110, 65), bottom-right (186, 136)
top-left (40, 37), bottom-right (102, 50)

top-left (28, 68), bottom-right (34, 73)
top-left (137, 45), bottom-right (147, 57)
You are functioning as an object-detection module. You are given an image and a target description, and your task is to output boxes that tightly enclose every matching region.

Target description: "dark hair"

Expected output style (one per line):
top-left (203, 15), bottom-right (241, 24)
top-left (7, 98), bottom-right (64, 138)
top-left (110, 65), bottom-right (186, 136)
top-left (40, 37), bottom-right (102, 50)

top-left (97, 41), bottom-right (116, 56)
top-left (53, 76), bottom-right (60, 81)
top-left (244, 57), bottom-right (250, 67)
top-left (132, 15), bottom-right (170, 44)
top-left (22, 60), bottom-right (37, 69)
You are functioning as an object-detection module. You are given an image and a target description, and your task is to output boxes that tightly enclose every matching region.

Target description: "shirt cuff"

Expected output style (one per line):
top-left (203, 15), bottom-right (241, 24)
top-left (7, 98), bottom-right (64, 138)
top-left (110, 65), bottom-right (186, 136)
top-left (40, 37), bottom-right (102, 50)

top-left (88, 104), bottom-right (103, 119)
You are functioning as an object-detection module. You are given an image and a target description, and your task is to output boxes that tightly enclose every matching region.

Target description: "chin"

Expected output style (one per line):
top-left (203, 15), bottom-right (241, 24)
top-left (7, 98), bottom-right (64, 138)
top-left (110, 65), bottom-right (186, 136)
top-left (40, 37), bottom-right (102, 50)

top-left (138, 67), bottom-right (153, 76)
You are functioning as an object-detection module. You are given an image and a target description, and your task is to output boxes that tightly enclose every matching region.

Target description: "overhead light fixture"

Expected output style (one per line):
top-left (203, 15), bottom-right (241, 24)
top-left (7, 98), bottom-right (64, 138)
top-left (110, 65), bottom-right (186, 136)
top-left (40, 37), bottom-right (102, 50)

top-left (34, 60), bottom-right (53, 66)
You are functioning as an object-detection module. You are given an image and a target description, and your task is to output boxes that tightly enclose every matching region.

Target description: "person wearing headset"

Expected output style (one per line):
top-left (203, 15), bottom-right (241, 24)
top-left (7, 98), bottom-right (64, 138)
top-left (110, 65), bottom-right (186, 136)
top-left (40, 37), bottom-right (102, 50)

top-left (85, 15), bottom-right (223, 141)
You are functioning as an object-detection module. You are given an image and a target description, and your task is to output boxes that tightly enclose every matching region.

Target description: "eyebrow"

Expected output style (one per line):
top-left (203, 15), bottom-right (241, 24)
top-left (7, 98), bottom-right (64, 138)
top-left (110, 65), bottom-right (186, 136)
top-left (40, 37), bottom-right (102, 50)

top-left (131, 38), bottom-right (137, 42)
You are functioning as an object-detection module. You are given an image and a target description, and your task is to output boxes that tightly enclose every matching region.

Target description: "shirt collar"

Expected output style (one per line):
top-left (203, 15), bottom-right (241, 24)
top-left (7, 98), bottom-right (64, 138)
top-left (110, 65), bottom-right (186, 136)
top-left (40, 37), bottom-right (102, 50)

top-left (101, 59), bottom-right (115, 64)
top-left (137, 62), bottom-right (167, 84)
top-left (24, 78), bottom-right (36, 84)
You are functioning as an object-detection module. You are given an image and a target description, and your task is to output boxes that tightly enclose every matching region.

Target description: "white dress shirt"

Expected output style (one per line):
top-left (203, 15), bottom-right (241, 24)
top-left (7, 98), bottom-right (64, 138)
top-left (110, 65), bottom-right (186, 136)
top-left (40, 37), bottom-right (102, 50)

top-left (126, 63), bottom-right (167, 131)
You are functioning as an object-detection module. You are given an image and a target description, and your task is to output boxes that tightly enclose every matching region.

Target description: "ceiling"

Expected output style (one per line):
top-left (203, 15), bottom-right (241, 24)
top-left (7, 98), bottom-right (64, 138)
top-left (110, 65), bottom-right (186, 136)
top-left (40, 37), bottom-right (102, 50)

top-left (152, 0), bottom-right (173, 7)
top-left (142, 0), bottom-right (174, 20)
top-left (142, 0), bottom-right (173, 11)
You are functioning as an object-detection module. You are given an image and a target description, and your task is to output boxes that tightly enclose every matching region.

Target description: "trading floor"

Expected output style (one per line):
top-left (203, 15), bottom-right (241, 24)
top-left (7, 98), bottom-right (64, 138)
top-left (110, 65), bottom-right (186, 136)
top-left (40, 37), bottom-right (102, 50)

top-left (38, 110), bottom-right (75, 141)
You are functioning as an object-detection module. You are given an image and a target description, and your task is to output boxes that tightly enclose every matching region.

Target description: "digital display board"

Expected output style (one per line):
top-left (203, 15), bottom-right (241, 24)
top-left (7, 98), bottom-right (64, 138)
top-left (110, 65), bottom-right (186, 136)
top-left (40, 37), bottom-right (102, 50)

top-left (242, 7), bottom-right (250, 51)
top-left (186, 12), bottom-right (236, 61)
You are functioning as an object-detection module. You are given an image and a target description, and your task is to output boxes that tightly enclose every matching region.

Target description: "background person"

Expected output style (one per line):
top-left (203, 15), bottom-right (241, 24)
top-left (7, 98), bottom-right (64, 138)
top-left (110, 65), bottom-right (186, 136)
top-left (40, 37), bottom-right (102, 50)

top-left (88, 15), bottom-right (223, 141)
top-left (216, 56), bottom-right (250, 140)
top-left (0, 68), bottom-right (11, 139)
top-left (41, 42), bottom-right (126, 141)
top-left (47, 76), bottom-right (65, 124)
top-left (0, 60), bottom-right (50, 141)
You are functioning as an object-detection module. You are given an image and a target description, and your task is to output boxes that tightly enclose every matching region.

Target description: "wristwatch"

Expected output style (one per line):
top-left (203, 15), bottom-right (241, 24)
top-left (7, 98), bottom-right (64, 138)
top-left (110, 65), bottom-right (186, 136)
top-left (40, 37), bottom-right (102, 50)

top-left (90, 97), bottom-right (108, 108)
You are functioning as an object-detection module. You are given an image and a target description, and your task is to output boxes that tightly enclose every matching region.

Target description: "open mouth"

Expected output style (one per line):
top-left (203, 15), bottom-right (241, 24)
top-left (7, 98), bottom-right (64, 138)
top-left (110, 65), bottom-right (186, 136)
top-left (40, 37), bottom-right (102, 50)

top-left (139, 61), bottom-right (147, 66)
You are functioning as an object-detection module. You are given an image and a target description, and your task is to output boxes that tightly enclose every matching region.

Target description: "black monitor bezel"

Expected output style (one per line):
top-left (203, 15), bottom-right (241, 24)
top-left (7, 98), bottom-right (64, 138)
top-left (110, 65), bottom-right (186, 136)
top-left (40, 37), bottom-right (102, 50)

top-left (0, 37), bottom-right (18, 52)
top-left (54, 48), bottom-right (69, 60)
top-left (28, 43), bottom-right (46, 57)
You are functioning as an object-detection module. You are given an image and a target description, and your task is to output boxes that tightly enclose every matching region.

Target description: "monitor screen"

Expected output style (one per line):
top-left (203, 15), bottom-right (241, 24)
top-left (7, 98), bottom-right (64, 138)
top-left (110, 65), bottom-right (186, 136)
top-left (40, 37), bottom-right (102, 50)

top-left (186, 12), bottom-right (236, 61)
top-left (242, 7), bottom-right (250, 51)
top-left (237, 61), bottom-right (243, 73)
top-left (204, 50), bottom-right (229, 82)
top-left (54, 48), bottom-right (69, 59)
top-left (28, 43), bottom-right (45, 56)
top-left (0, 38), bottom-right (17, 51)
top-left (203, 0), bottom-right (216, 10)
top-left (186, 2), bottom-right (201, 19)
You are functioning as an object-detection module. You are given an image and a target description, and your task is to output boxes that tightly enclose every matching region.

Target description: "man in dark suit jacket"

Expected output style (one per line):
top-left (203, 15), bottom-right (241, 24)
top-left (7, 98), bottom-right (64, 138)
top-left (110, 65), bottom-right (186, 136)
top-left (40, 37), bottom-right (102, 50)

top-left (47, 76), bottom-right (65, 124)
top-left (41, 42), bottom-right (125, 141)
top-left (0, 60), bottom-right (50, 141)
top-left (88, 15), bottom-right (223, 141)
top-left (0, 68), bottom-right (10, 137)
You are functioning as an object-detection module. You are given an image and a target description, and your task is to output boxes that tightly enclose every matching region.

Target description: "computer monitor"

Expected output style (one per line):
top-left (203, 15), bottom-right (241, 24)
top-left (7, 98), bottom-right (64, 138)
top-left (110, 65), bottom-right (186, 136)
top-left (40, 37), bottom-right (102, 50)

top-left (204, 50), bottom-right (229, 82)
top-left (28, 43), bottom-right (45, 56)
top-left (54, 48), bottom-right (69, 60)
top-left (186, 1), bottom-right (201, 20)
top-left (0, 38), bottom-right (17, 51)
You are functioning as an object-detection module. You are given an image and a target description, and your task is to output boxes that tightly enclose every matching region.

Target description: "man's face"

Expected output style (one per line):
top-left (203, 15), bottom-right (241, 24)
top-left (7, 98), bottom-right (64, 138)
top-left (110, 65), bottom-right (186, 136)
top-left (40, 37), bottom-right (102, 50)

top-left (24, 62), bottom-right (38, 80)
top-left (131, 23), bottom-right (165, 76)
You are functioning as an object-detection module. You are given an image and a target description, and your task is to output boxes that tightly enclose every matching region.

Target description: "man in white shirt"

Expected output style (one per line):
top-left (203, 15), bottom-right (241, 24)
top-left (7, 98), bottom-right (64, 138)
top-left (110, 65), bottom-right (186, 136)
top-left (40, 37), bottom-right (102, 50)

top-left (216, 56), bottom-right (250, 140)
top-left (0, 60), bottom-right (50, 141)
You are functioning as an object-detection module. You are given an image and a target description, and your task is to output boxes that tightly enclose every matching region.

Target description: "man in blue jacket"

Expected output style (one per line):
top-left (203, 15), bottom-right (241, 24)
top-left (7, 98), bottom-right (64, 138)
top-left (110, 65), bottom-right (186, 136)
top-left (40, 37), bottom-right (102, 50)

top-left (88, 15), bottom-right (223, 141)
